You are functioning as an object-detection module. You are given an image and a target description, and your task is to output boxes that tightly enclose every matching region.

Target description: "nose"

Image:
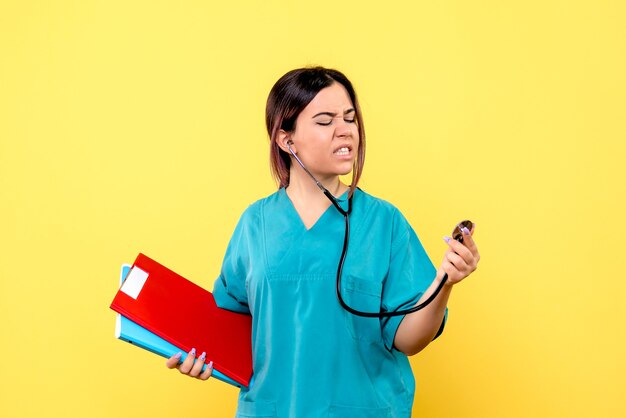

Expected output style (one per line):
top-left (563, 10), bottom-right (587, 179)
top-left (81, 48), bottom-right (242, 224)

top-left (335, 119), bottom-right (354, 138)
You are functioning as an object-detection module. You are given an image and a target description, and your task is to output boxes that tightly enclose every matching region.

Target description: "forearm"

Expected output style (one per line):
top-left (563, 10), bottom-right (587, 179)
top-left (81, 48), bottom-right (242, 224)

top-left (393, 271), bottom-right (452, 356)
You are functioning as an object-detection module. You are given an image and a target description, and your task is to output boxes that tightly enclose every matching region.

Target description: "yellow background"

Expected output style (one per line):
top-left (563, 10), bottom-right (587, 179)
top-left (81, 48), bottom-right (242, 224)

top-left (1, 1), bottom-right (624, 417)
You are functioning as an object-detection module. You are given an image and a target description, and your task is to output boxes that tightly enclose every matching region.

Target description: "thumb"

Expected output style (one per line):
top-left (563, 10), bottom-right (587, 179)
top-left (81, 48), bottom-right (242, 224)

top-left (165, 352), bottom-right (183, 369)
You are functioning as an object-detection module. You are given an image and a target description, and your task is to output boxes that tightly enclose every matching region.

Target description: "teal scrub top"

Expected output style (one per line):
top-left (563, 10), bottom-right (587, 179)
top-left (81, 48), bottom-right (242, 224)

top-left (212, 187), bottom-right (448, 418)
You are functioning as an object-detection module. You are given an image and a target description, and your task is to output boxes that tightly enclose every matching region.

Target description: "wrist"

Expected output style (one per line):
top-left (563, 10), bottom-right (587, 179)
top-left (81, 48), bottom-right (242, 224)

top-left (436, 270), bottom-right (455, 289)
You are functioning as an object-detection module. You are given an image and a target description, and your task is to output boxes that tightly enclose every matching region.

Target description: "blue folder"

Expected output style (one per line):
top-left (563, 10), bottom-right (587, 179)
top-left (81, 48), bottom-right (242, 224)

top-left (115, 264), bottom-right (252, 388)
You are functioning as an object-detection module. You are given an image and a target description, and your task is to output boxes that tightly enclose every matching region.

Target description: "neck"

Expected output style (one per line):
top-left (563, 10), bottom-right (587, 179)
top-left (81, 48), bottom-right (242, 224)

top-left (286, 166), bottom-right (347, 201)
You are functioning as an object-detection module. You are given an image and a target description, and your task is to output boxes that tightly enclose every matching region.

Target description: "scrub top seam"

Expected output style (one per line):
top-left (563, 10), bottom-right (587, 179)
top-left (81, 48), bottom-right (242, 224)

top-left (260, 197), bottom-right (271, 279)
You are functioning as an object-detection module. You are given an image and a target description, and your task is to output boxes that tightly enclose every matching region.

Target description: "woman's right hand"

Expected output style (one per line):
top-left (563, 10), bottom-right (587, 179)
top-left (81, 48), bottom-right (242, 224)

top-left (166, 348), bottom-right (214, 380)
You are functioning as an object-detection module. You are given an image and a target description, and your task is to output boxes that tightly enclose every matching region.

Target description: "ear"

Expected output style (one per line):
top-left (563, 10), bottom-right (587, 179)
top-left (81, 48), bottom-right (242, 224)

top-left (277, 129), bottom-right (297, 154)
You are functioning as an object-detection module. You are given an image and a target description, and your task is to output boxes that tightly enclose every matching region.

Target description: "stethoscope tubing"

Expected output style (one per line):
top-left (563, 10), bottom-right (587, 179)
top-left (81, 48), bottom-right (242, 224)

top-left (286, 142), bottom-right (447, 318)
top-left (335, 201), bottom-right (449, 318)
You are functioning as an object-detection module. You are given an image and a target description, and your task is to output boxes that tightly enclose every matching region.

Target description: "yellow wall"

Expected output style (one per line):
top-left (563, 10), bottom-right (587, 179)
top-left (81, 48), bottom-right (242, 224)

top-left (1, 1), bottom-right (624, 417)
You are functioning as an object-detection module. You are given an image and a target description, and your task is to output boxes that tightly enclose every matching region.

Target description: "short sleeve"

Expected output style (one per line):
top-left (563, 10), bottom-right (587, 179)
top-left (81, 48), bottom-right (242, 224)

top-left (380, 211), bottom-right (449, 351)
top-left (212, 209), bottom-right (252, 314)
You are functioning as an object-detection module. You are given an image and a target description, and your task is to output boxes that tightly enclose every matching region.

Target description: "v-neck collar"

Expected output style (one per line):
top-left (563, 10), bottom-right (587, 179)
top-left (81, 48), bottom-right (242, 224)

top-left (280, 187), bottom-right (350, 232)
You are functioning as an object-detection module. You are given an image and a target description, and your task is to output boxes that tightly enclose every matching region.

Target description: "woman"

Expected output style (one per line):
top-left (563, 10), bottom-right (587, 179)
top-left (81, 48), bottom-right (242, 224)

top-left (166, 66), bottom-right (480, 417)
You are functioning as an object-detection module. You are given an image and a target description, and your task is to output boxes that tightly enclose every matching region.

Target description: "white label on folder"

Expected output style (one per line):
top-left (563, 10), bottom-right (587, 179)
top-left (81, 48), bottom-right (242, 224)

top-left (120, 267), bottom-right (149, 299)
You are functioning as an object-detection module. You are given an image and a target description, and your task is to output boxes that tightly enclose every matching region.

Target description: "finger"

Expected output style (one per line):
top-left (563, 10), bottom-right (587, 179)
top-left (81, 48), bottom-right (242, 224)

top-left (166, 352), bottom-right (183, 369)
top-left (462, 234), bottom-right (480, 261)
top-left (441, 259), bottom-right (459, 280)
top-left (179, 348), bottom-right (197, 374)
top-left (459, 225), bottom-right (479, 257)
top-left (189, 352), bottom-right (206, 378)
top-left (446, 250), bottom-right (469, 272)
top-left (198, 360), bottom-right (214, 381)
top-left (444, 237), bottom-right (473, 264)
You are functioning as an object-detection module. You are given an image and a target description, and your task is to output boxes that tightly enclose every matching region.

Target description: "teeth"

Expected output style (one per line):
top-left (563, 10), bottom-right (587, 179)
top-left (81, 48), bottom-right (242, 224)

top-left (334, 147), bottom-right (350, 155)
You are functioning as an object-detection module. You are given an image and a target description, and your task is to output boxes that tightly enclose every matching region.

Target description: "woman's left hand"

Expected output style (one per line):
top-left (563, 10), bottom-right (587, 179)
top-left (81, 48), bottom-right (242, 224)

top-left (438, 223), bottom-right (480, 286)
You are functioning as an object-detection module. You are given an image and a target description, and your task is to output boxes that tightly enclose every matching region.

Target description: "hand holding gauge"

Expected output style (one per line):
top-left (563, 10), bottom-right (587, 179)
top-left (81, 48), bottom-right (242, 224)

top-left (438, 219), bottom-right (480, 287)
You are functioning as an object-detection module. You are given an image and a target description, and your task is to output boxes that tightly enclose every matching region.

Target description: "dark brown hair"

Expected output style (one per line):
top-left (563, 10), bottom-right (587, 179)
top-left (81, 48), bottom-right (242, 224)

top-left (265, 66), bottom-right (366, 197)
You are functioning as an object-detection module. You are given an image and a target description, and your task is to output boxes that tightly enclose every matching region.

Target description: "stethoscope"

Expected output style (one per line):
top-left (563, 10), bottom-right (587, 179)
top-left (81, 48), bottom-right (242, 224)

top-left (287, 141), bottom-right (472, 318)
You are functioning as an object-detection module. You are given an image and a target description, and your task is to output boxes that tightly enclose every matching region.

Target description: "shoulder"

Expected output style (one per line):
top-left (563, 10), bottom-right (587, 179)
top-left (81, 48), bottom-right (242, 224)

top-left (353, 188), bottom-right (410, 228)
top-left (236, 188), bottom-right (282, 224)
top-left (353, 188), bottom-right (420, 250)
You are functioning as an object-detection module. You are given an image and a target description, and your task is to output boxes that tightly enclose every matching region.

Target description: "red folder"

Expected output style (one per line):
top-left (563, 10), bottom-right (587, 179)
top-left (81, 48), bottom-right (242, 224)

top-left (110, 253), bottom-right (253, 387)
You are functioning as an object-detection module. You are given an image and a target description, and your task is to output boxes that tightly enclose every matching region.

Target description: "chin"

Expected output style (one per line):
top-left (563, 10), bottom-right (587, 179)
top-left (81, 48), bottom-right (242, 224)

top-left (340, 161), bottom-right (356, 175)
top-left (324, 161), bottom-right (354, 177)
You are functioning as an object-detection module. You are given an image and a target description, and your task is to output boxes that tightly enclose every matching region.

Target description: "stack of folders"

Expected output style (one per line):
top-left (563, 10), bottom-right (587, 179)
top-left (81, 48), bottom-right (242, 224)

top-left (110, 253), bottom-right (254, 388)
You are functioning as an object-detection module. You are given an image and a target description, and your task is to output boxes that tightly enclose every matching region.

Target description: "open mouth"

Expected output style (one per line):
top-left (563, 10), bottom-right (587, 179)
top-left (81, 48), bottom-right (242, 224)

top-left (333, 146), bottom-right (352, 156)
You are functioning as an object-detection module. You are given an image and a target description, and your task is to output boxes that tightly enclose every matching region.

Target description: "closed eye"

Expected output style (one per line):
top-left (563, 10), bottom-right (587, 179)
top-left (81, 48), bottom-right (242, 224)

top-left (317, 119), bottom-right (356, 126)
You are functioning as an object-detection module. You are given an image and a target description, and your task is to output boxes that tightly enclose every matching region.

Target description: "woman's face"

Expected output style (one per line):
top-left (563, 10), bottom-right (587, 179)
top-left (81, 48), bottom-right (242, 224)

top-left (286, 82), bottom-right (360, 182)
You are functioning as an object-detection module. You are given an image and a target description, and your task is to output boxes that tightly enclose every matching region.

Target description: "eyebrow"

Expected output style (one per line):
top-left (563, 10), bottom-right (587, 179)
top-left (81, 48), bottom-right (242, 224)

top-left (312, 108), bottom-right (355, 118)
